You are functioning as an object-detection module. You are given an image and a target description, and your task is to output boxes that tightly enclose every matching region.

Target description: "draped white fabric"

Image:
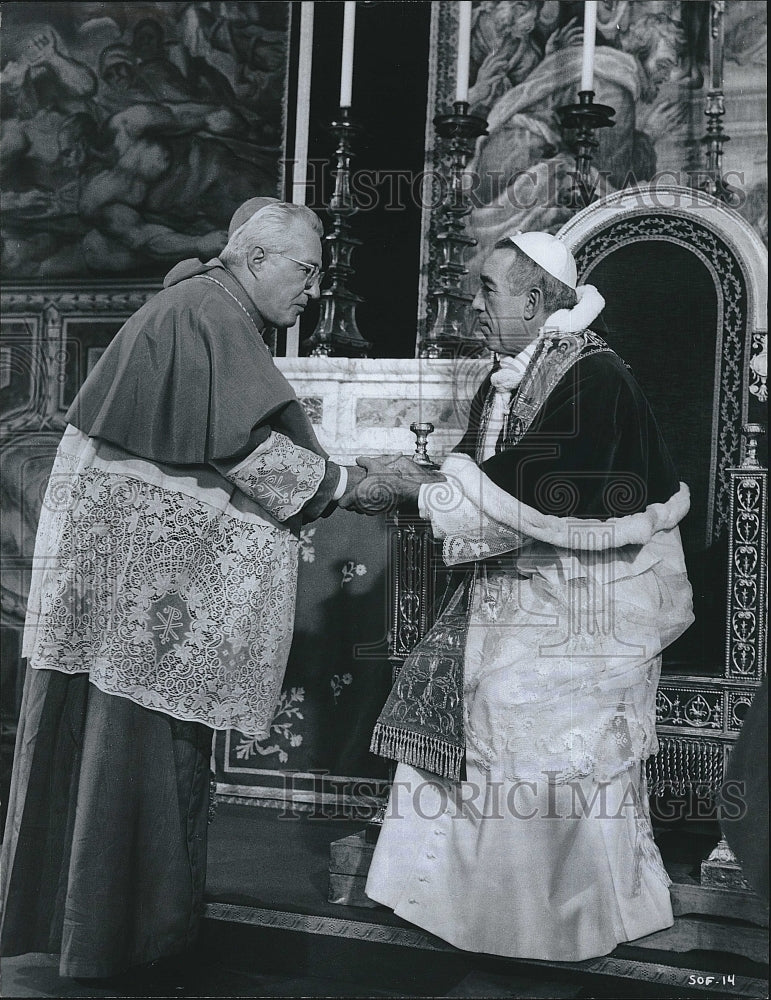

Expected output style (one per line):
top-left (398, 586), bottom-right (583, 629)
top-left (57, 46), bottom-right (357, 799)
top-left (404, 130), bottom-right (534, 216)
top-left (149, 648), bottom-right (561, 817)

top-left (480, 341), bottom-right (538, 461)
top-left (366, 759), bottom-right (674, 961)
top-left (370, 450), bottom-right (693, 957)
top-left (419, 452), bottom-right (694, 783)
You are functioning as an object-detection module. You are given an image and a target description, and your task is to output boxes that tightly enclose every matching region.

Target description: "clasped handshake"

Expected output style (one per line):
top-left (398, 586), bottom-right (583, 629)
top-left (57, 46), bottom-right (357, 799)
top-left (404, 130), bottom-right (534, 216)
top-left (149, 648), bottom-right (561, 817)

top-left (338, 455), bottom-right (446, 515)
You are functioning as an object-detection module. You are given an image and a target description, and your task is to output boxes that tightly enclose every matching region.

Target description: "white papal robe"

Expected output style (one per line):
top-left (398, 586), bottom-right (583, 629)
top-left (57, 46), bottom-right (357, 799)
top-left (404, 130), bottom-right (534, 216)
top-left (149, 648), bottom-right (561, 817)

top-left (366, 328), bottom-right (694, 960)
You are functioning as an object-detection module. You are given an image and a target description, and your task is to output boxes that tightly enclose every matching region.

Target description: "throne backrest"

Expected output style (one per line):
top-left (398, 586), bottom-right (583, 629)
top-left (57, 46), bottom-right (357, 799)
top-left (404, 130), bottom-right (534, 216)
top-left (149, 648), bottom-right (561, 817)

top-left (558, 185), bottom-right (768, 675)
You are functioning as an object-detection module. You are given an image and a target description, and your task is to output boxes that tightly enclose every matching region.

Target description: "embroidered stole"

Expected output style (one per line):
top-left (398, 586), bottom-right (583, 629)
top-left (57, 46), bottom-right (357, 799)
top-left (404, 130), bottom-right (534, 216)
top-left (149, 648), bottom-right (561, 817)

top-left (370, 331), bottom-right (612, 781)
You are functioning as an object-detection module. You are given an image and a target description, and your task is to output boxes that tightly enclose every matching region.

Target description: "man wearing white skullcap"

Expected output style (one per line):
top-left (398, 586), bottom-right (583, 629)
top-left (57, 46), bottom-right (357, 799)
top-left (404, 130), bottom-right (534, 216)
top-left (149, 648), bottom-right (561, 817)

top-left (360, 232), bottom-right (694, 962)
top-left (0, 198), bottom-right (368, 985)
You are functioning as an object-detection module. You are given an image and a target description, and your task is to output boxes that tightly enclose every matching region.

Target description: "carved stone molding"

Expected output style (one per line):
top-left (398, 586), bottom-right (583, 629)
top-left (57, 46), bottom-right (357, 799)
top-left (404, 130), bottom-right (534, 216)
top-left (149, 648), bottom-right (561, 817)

top-left (656, 686), bottom-right (723, 730)
top-left (749, 332), bottom-right (767, 403)
top-left (1, 283), bottom-right (158, 436)
top-left (1, 284), bottom-right (159, 316)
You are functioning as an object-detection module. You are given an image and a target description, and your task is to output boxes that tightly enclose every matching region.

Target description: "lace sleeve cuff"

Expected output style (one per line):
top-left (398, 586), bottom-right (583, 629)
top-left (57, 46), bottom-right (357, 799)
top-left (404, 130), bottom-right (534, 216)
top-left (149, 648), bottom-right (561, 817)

top-left (224, 431), bottom-right (327, 521)
top-left (420, 477), bottom-right (526, 566)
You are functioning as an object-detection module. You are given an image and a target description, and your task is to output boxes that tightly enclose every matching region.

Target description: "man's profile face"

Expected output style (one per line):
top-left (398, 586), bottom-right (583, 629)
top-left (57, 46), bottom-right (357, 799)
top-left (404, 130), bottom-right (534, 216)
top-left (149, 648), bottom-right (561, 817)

top-left (249, 220), bottom-right (322, 328)
top-left (472, 249), bottom-right (533, 357)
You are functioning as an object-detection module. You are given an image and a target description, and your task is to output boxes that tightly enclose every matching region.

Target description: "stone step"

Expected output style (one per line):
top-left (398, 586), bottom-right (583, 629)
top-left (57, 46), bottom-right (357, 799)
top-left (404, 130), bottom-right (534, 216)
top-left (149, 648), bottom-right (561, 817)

top-left (204, 902), bottom-right (770, 999)
top-left (327, 831), bottom-right (770, 965)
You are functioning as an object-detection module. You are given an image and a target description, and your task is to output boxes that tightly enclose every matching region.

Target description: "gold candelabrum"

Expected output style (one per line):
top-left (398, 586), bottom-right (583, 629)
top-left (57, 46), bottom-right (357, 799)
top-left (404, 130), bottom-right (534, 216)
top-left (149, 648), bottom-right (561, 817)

top-left (556, 90), bottom-right (616, 210)
top-left (304, 107), bottom-right (372, 358)
top-left (419, 101), bottom-right (488, 360)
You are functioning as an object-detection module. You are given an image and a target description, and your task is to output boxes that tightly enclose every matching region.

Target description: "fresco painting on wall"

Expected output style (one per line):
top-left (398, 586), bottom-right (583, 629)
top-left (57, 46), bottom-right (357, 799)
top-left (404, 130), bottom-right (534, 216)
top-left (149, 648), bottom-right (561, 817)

top-left (422, 0), bottom-right (767, 301)
top-left (1, 1), bottom-right (290, 280)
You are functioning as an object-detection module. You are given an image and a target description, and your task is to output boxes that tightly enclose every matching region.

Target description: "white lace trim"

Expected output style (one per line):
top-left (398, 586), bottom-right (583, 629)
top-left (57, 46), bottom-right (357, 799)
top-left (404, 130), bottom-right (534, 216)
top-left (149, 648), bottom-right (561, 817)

top-left (23, 430), bottom-right (298, 736)
top-left (226, 431), bottom-right (326, 520)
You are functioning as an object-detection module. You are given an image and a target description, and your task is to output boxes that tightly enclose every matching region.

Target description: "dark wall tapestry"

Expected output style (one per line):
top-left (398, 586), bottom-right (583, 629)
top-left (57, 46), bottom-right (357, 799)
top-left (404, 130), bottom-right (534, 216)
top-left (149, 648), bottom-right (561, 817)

top-left (1, 1), bottom-right (290, 280)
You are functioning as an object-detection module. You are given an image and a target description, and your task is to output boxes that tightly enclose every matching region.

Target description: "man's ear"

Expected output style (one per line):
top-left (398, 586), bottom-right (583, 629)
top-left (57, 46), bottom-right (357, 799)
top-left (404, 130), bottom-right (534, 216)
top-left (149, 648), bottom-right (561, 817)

top-left (247, 245), bottom-right (266, 270)
top-left (523, 287), bottom-right (541, 321)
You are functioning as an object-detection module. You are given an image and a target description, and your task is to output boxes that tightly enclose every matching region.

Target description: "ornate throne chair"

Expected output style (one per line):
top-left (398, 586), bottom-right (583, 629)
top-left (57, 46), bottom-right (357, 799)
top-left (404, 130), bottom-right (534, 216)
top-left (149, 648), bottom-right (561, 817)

top-left (387, 185), bottom-right (767, 895)
top-left (557, 185), bottom-right (767, 859)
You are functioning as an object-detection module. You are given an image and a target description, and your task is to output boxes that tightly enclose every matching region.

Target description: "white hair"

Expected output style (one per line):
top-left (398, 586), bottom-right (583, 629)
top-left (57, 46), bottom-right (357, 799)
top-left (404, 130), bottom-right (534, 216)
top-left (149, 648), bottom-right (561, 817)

top-left (220, 203), bottom-right (323, 267)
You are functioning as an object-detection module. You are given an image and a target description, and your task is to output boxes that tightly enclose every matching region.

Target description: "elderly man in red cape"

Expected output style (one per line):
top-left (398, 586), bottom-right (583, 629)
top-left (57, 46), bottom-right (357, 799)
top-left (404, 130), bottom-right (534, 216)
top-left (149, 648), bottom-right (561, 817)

top-left (344, 232), bottom-right (694, 961)
top-left (0, 197), bottom-right (365, 983)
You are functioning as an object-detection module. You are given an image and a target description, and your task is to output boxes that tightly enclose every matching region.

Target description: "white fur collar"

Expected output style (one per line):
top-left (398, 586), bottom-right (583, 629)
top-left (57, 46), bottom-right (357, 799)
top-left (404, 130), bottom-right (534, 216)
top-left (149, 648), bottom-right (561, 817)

top-left (541, 284), bottom-right (605, 336)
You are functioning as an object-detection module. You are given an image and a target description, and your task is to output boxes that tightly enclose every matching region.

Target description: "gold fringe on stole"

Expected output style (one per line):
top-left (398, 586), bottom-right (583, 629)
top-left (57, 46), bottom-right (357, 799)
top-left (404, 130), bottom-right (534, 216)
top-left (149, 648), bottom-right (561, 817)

top-left (370, 722), bottom-right (464, 782)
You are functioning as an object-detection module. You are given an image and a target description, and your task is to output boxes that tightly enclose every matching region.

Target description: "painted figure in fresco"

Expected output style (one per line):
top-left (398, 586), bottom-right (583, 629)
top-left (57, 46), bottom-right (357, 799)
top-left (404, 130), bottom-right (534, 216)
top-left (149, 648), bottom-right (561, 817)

top-left (344, 232), bottom-right (693, 961)
top-left (0, 29), bottom-right (97, 216)
top-left (95, 33), bottom-right (235, 114)
top-left (6, 96), bottom-right (275, 278)
top-left (72, 99), bottom-right (270, 272)
top-left (463, 1), bottom-right (696, 289)
top-left (0, 198), bottom-right (369, 987)
top-left (724, 0), bottom-right (767, 68)
top-left (188, 1), bottom-right (288, 127)
top-left (618, 1), bottom-right (689, 99)
top-left (464, 45), bottom-right (649, 287)
top-left (1, 6), bottom-right (287, 279)
top-left (469, 1), bottom-right (582, 117)
top-left (130, 16), bottom-right (237, 105)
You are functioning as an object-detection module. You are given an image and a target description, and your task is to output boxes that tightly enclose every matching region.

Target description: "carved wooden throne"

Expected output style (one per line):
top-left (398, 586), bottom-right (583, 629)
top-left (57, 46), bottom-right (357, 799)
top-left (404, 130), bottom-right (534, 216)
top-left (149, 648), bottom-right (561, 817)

top-left (389, 185), bottom-right (768, 891)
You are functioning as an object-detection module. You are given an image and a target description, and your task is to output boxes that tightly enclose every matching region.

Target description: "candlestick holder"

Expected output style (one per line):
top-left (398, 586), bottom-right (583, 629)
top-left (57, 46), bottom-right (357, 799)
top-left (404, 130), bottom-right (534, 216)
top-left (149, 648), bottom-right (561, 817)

top-left (556, 90), bottom-right (615, 210)
top-left (741, 423), bottom-right (766, 470)
top-left (304, 107), bottom-right (372, 358)
top-left (419, 100), bottom-right (488, 360)
top-left (690, 2), bottom-right (740, 206)
top-left (410, 422), bottom-right (439, 469)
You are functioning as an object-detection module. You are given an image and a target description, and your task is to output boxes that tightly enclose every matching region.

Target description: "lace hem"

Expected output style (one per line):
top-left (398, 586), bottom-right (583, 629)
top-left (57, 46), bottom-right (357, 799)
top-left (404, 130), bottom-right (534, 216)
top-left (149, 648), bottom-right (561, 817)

top-left (23, 435), bottom-right (298, 737)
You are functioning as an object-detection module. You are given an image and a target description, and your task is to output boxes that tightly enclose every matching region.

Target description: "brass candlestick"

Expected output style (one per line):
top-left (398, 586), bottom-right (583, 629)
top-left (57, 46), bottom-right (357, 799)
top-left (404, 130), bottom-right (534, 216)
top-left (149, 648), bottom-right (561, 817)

top-left (410, 422), bottom-right (438, 469)
top-left (304, 107), bottom-right (371, 357)
top-left (692, 1), bottom-right (740, 206)
top-left (419, 101), bottom-right (488, 359)
top-left (556, 90), bottom-right (615, 209)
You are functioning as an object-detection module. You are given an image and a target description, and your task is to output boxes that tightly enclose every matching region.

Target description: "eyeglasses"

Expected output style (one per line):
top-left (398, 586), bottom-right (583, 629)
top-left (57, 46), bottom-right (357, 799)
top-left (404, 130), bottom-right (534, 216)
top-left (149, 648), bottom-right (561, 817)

top-left (266, 251), bottom-right (324, 289)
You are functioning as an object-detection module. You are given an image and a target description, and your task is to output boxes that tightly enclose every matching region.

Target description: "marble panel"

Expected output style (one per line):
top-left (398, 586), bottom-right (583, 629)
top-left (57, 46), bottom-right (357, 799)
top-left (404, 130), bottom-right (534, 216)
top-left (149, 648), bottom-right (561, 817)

top-left (276, 358), bottom-right (489, 465)
top-left (355, 397), bottom-right (463, 429)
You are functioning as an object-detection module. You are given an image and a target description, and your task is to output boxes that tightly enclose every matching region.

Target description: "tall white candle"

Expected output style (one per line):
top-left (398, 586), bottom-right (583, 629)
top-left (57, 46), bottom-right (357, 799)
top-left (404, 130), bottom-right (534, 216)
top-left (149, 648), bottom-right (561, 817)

top-left (292, 2), bottom-right (314, 206)
top-left (580, 1), bottom-right (597, 92)
top-left (455, 1), bottom-right (472, 104)
top-left (340, 1), bottom-right (356, 107)
top-left (288, 1), bottom-right (315, 357)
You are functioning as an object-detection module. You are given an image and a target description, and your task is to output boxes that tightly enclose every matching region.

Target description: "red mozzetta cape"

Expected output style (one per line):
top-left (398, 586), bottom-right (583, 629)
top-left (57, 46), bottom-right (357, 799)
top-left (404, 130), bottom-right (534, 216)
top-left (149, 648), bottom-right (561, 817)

top-left (67, 258), bottom-right (326, 468)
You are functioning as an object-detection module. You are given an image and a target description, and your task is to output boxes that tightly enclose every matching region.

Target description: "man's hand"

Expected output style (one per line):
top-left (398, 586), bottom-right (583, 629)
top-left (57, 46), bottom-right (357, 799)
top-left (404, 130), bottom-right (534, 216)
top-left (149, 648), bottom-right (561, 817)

top-left (544, 17), bottom-right (582, 55)
top-left (339, 455), bottom-right (445, 515)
